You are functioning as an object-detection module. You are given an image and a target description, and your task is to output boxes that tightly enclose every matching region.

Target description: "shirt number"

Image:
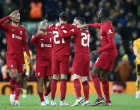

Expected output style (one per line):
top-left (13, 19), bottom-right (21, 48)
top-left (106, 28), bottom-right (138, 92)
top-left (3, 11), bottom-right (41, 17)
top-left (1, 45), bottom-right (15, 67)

top-left (81, 33), bottom-right (90, 47)
top-left (53, 31), bottom-right (66, 44)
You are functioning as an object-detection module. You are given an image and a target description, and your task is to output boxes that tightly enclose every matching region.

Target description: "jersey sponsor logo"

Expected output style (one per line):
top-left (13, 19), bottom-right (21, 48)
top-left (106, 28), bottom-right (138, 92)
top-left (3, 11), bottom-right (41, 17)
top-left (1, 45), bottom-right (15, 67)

top-left (41, 39), bottom-right (44, 40)
top-left (61, 26), bottom-right (64, 29)
top-left (12, 34), bottom-right (22, 40)
top-left (107, 29), bottom-right (113, 34)
top-left (41, 43), bottom-right (52, 48)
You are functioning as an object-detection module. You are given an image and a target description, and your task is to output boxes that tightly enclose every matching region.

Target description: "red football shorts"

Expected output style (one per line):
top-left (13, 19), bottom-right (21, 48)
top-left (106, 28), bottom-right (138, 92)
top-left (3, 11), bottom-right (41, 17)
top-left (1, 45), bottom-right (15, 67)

top-left (36, 58), bottom-right (52, 77)
top-left (72, 53), bottom-right (90, 76)
top-left (6, 54), bottom-right (25, 73)
top-left (52, 55), bottom-right (69, 74)
top-left (94, 52), bottom-right (117, 71)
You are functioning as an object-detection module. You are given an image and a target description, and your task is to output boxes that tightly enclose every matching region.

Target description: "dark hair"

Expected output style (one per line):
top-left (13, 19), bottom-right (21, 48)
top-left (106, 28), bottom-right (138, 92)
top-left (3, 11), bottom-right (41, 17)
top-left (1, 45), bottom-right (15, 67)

top-left (100, 8), bottom-right (110, 19)
top-left (113, 81), bottom-right (126, 90)
top-left (59, 12), bottom-right (68, 21)
top-left (75, 17), bottom-right (85, 25)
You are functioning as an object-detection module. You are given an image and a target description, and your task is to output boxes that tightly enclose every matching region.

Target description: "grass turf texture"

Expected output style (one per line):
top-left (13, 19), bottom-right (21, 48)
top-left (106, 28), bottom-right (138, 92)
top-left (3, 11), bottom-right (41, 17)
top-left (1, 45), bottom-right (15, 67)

top-left (0, 94), bottom-right (140, 110)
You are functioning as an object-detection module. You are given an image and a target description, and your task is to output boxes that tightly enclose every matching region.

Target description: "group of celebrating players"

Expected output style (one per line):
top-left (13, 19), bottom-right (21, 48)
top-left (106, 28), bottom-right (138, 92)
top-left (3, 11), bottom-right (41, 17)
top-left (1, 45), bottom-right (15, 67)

top-left (0, 8), bottom-right (117, 107)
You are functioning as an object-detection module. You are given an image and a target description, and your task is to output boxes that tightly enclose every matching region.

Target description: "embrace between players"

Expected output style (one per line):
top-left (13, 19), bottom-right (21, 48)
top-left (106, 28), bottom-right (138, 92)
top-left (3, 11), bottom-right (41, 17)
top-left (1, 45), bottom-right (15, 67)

top-left (0, 8), bottom-right (118, 107)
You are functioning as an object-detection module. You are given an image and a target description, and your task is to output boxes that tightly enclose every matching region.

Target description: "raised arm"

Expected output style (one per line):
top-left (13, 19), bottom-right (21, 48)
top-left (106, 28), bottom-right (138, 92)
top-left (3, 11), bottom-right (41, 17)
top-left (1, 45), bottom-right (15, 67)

top-left (88, 23), bottom-right (100, 28)
top-left (57, 26), bottom-right (75, 38)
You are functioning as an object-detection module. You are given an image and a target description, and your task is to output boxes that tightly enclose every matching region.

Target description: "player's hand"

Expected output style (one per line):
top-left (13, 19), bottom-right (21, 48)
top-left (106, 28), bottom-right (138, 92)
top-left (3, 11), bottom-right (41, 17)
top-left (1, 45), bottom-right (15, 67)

top-left (9, 10), bottom-right (19, 18)
top-left (91, 50), bottom-right (98, 55)
top-left (36, 29), bottom-right (44, 37)
top-left (38, 19), bottom-right (47, 30)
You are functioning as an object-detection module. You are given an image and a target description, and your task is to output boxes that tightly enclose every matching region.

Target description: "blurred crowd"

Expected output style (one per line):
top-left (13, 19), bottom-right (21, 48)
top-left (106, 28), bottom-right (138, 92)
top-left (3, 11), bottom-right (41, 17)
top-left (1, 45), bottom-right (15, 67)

top-left (0, 0), bottom-right (139, 83)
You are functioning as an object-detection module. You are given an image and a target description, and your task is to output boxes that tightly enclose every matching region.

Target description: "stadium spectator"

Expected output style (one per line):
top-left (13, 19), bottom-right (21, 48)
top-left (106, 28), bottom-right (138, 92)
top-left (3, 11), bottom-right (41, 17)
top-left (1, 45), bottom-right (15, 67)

top-left (112, 81), bottom-right (126, 94)
top-left (114, 54), bottom-right (132, 81)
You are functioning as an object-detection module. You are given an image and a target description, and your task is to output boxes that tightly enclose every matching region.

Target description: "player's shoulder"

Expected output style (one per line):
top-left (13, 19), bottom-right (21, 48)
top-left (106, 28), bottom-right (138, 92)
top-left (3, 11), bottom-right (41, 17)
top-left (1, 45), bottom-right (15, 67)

top-left (19, 25), bottom-right (26, 30)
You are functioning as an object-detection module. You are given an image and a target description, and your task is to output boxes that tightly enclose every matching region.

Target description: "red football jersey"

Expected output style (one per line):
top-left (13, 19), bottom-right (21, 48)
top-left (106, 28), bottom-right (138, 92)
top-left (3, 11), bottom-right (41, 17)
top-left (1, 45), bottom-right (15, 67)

top-left (88, 21), bottom-right (117, 55)
top-left (0, 16), bottom-right (30, 56)
top-left (57, 27), bottom-right (90, 54)
top-left (30, 32), bottom-right (52, 59)
top-left (46, 24), bottom-right (75, 55)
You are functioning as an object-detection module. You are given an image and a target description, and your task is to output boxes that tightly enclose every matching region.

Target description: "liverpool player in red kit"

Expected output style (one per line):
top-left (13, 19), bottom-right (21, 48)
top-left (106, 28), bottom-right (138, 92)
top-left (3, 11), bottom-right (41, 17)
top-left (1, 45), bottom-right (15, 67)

top-left (80, 8), bottom-right (118, 106)
top-left (30, 21), bottom-right (52, 106)
top-left (0, 10), bottom-right (30, 106)
top-left (57, 17), bottom-right (90, 106)
top-left (38, 12), bottom-right (75, 106)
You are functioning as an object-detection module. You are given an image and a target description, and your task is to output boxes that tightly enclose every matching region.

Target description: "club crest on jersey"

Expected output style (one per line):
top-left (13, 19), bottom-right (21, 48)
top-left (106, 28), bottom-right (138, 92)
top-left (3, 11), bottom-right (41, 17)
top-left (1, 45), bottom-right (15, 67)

top-left (12, 29), bottom-right (15, 32)
top-left (107, 29), bottom-right (113, 34)
top-left (11, 64), bottom-right (13, 68)
top-left (20, 31), bottom-right (22, 35)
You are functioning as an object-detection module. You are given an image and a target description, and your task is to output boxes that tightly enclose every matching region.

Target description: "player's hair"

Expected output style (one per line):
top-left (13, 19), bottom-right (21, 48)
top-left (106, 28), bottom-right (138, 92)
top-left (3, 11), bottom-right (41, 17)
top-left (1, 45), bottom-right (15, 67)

top-left (113, 82), bottom-right (126, 90)
top-left (59, 12), bottom-right (68, 21)
top-left (75, 17), bottom-right (85, 25)
top-left (100, 8), bottom-right (110, 19)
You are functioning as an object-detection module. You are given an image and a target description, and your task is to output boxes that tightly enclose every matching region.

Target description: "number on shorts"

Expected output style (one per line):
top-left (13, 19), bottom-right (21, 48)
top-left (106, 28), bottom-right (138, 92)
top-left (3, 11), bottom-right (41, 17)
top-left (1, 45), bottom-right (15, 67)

top-left (53, 31), bottom-right (66, 44)
top-left (81, 33), bottom-right (90, 47)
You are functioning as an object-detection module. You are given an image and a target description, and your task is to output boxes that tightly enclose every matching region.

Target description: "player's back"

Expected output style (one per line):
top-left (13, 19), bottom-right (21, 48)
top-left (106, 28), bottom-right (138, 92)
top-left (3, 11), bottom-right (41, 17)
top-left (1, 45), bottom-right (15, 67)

top-left (48, 24), bottom-right (73, 55)
top-left (3, 24), bottom-right (26, 55)
top-left (34, 32), bottom-right (52, 59)
top-left (74, 28), bottom-right (90, 55)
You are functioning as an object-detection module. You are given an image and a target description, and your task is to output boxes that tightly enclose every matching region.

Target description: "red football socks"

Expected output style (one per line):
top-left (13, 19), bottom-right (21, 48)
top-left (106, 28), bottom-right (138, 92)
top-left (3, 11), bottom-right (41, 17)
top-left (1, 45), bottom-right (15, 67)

top-left (44, 85), bottom-right (51, 96)
top-left (60, 79), bottom-right (67, 101)
top-left (102, 80), bottom-right (110, 102)
top-left (38, 93), bottom-right (44, 102)
top-left (82, 81), bottom-right (89, 101)
top-left (92, 74), bottom-right (103, 99)
top-left (10, 79), bottom-right (16, 94)
top-left (51, 79), bottom-right (57, 100)
top-left (73, 79), bottom-right (81, 99)
top-left (15, 82), bottom-right (21, 100)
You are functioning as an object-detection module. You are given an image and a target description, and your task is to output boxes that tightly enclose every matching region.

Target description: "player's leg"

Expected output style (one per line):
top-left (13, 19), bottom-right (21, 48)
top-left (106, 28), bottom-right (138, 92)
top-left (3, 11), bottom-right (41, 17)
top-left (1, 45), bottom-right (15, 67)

top-left (44, 75), bottom-right (52, 105)
top-left (9, 69), bottom-right (18, 105)
top-left (59, 55), bottom-right (69, 106)
top-left (37, 77), bottom-right (46, 106)
top-left (71, 74), bottom-right (83, 106)
top-left (51, 74), bottom-right (59, 106)
top-left (100, 69), bottom-right (111, 106)
top-left (21, 73), bottom-right (28, 98)
top-left (6, 55), bottom-right (18, 105)
top-left (136, 64), bottom-right (140, 99)
top-left (81, 76), bottom-right (90, 106)
top-left (91, 66), bottom-right (105, 106)
top-left (51, 55), bottom-right (59, 106)
top-left (14, 73), bottom-right (23, 106)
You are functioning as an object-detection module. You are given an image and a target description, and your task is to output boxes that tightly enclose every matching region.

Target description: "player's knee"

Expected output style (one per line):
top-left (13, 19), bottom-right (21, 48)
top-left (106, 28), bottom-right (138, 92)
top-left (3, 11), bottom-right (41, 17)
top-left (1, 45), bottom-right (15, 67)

top-left (16, 74), bottom-right (23, 83)
top-left (61, 74), bottom-right (67, 80)
top-left (91, 67), bottom-right (100, 76)
top-left (100, 75), bottom-right (108, 81)
top-left (53, 74), bottom-right (59, 80)
top-left (81, 76), bottom-right (88, 82)
top-left (72, 74), bottom-right (79, 81)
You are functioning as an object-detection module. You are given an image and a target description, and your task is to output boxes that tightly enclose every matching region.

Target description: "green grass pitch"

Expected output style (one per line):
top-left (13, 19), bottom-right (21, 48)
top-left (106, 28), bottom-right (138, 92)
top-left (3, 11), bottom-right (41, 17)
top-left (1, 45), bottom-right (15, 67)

top-left (0, 94), bottom-right (140, 110)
